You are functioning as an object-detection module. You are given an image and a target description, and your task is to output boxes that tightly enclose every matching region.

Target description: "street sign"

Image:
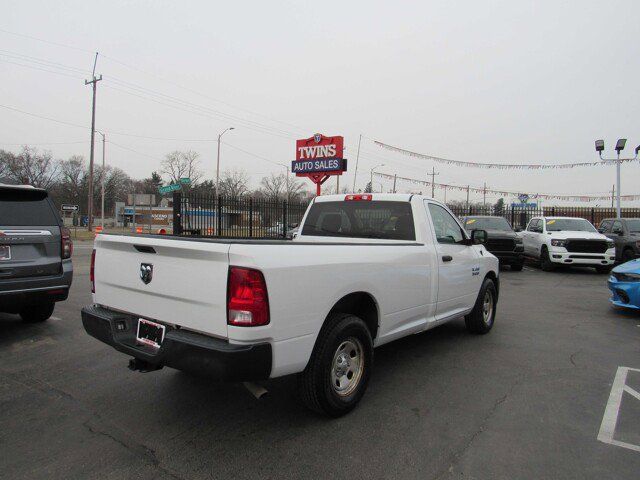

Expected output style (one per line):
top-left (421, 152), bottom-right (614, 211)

top-left (179, 177), bottom-right (191, 185)
top-left (158, 184), bottom-right (181, 194)
top-left (61, 204), bottom-right (79, 212)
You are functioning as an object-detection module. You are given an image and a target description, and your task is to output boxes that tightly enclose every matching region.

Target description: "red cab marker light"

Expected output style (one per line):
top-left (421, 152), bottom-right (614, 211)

top-left (345, 194), bottom-right (372, 201)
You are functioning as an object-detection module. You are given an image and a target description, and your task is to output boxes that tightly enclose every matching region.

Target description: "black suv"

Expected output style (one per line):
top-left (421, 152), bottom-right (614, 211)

top-left (598, 218), bottom-right (640, 263)
top-left (461, 216), bottom-right (524, 271)
top-left (0, 185), bottom-right (73, 322)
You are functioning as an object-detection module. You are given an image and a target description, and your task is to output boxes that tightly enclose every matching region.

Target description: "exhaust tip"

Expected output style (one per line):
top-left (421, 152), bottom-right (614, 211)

top-left (243, 381), bottom-right (269, 399)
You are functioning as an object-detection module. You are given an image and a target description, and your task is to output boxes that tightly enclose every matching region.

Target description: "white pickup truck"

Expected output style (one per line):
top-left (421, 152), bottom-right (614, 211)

top-left (82, 194), bottom-right (499, 416)
top-left (520, 216), bottom-right (615, 273)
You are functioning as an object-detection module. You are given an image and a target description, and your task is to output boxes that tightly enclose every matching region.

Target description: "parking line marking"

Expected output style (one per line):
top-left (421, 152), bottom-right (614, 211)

top-left (597, 366), bottom-right (640, 453)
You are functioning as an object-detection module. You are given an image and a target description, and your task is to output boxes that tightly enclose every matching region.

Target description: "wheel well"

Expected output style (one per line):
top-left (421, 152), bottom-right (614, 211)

top-left (327, 292), bottom-right (379, 340)
top-left (484, 271), bottom-right (499, 297)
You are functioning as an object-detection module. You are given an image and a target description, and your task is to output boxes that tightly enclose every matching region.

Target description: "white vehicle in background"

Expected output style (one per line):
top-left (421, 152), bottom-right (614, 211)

top-left (82, 194), bottom-right (499, 417)
top-left (521, 216), bottom-right (615, 273)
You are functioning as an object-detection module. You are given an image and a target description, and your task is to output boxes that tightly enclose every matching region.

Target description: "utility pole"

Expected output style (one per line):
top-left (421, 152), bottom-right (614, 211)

top-left (427, 166), bottom-right (439, 198)
top-left (466, 185), bottom-right (470, 210)
top-left (85, 52), bottom-right (102, 232)
top-left (352, 134), bottom-right (362, 192)
top-left (594, 138), bottom-right (638, 219)
top-left (483, 182), bottom-right (487, 207)
top-left (392, 174), bottom-right (397, 193)
top-left (611, 184), bottom-right (615, 209)
top-left (443, 186), bottom-right (447, 203)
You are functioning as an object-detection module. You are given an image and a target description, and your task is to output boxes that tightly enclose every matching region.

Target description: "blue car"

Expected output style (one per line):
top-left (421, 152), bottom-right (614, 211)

top-left (608, 259), bottom-right (640, 309)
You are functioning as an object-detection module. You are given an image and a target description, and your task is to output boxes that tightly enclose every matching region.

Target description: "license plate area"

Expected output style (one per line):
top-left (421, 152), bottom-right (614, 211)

top-left (136, 318), bottom-right (165, 349)
top-left (0, 246), bottom-right (11, 260)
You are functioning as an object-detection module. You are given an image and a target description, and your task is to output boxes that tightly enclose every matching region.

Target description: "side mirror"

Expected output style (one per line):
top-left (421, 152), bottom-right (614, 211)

top-left (471, 229), bottom-right (488, 245)
top-left (597, 228), bottom-right (605, 233)
top-left (514, 226), bottom-right (523, 233)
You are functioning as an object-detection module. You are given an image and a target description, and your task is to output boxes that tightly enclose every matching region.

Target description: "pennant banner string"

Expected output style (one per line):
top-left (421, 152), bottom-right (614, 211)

top-left (373, 172), bottom-right (640, 202)
top-left (374, 140), bottom-right (638, 170)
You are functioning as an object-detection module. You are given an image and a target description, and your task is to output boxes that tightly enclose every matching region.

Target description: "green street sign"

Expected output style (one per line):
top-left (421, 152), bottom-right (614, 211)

top-left (158, 183), bottom-right (181, 194)
top-left (179, 177), bottom-right (191, 185)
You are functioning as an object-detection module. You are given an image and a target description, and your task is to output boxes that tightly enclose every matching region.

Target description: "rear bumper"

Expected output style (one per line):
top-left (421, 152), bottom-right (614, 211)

top-left (0, 260), bottom-right (72, 311)
top-left (81, 305), bottom-right (272, 382)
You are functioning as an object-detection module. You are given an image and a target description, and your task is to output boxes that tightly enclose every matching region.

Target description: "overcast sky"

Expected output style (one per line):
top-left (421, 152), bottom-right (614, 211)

top-left (2, 0), bottom-right (639, 205)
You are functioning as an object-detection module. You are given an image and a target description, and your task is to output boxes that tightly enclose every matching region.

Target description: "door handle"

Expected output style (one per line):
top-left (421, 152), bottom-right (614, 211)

top-left (442, 255), bottom-right (453, 262)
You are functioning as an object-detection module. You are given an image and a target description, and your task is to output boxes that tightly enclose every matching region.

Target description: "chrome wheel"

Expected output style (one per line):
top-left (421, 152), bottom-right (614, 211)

top-left (482, 289), bottom-right (494, 325)
top-left (330, 337), bottom-right (364, 396)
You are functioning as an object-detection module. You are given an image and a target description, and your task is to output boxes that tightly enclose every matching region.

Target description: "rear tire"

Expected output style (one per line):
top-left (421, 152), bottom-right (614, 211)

top-left (511, 261), bottom-right (524, 271)
top-left (20, 302), bottom-right (55, 323)
top-left (622, 248), bottom-right (635, 263)
top-left (297, 313), bottom-right (373, 417)
top-left (465, 278), bottom-right (497, 334)
top-left (540, 247), bottom-right (555, 271)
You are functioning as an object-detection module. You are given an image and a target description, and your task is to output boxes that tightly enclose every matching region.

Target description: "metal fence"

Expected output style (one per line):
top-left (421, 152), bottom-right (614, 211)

top-left (447, 205), bottom-right (640, 230)
top-left (172, 192), bottom-right (310, 238)
top-left (171, 191), bottom-right (640, 239)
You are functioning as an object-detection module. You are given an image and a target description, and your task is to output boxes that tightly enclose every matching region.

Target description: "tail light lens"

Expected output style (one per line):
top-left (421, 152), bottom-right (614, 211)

top-left (61, 227), bottom-right (73, 259)
top-left (90, 249), bottom-right (96, 293)
top-left (227, 267), bottom-right (269, 326)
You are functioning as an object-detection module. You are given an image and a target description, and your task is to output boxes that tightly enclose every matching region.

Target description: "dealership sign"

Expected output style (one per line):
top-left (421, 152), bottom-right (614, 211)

top-left (292, 134), bottom-right (346, 195)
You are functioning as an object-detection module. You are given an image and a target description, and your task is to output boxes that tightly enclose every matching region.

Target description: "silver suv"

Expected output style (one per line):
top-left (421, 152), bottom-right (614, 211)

top-left (0, 185), bottom-right (73, 322)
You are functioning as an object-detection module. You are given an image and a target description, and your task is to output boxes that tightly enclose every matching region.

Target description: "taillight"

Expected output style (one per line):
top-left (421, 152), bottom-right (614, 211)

top-left (61, 227), bottom-right (73, 259)
top-left (345, 194), bottom-right (372, 201)
top-left (90, 249), bottom-right (96, 293)
top-left (227, 267), bottom-right (269, 326)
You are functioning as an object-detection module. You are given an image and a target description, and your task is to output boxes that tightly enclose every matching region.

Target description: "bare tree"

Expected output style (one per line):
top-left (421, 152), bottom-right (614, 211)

top-left (218, 168), bottom-right (249, 198)
top-left (259, 173), bottom-right (286, 200)
top-left (5, 146), bottom-right (59, 188)
top-left (259, 173), bottom-right (305, 201)
top-left (0, 150), bottom-right (13, 180)
top-left (161, 150), bottom-right (202, 185)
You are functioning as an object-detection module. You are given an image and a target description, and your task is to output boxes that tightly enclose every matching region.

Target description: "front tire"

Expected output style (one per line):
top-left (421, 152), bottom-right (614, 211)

top-left (511, 261), bottom-right (524, 271)
top-left (540, 247), bottom-right (555, 271)
top-left (20, 302), bottom-right (55, 323)
top-left (595, 265), bottom-right (612, 274)
top-left (297, 313), bottom-right (373, 417)
top-left (622, 248), bottom-right (635, 263)
top-left (465, 278), bottom-right (497, 334)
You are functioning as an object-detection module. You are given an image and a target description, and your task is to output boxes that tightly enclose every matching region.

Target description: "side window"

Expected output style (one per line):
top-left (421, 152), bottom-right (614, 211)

top-left (527, 219), bottom-right (540, 232)
top-left (599, 220), bottom-right (612, 233)
top-left (427, 203), bottom-right (464, 244)
top-left (612, 221), bottom-right (623, 234)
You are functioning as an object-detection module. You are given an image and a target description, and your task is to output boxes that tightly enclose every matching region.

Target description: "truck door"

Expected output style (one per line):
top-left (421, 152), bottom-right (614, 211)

top-left (425, 202), bottom-right (480, 320)
top-left (523, 218), bottom-right (540, 256)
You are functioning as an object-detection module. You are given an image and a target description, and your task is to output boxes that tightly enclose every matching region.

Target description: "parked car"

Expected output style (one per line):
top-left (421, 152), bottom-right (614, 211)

top-left (0, 184), bottom-right (73, 322)
top-left (521, 216), bottom-right (615, 273)
top-left (82, 194), bottom-right (499, 416)
top-left (598, 218), bottom-right (640, 263)
top-left (607, 258), bottom-right (640, 309)
top-left (461, 216), bottom-right (524, 271)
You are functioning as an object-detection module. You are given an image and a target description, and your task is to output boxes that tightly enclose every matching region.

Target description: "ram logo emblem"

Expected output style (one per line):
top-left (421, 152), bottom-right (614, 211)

top-left (140, 263), bottom-right (153, 284)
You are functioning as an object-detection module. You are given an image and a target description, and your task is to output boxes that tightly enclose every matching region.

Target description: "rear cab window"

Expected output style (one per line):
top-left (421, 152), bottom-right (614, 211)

top-left (301, 200), bottom-right (415, 240)
top-left (0, 188), bottom-right (59, 226)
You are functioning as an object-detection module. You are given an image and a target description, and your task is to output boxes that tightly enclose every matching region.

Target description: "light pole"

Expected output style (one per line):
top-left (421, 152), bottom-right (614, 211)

top-left (276, 163), bottom-right (290, 201)
top-left (216, 127), bottom-right (235, 196)
top-left (370, 164), bottom-right (384, 192)
top-left (96, 130), bottom-right (106, 228)
top-left (594, 138), bottom-right (639, 218)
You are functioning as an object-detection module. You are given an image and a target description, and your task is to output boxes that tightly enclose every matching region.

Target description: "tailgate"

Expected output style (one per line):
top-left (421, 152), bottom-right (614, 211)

top-left (0, 227), bottom-right (61, 280)
top-left (93, 235), bottom-right (230, 338)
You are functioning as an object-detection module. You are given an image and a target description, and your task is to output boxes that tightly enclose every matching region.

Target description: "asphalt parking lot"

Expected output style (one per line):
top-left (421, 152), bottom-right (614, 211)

top-left (1, 244), bottom-right (639, 480)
